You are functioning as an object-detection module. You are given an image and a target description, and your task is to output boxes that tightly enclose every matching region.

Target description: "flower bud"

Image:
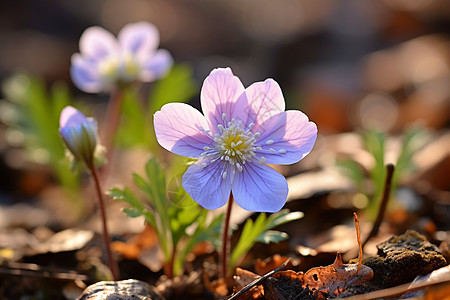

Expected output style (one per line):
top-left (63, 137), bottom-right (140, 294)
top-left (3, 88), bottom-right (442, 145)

top-left (59, 106), bottom-right (98, 168)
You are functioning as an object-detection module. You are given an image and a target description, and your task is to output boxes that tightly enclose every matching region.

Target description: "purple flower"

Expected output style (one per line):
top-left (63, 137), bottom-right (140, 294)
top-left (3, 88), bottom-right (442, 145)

top-left (71, 22), bottom-right (173, 93)
top-left (59, 106), bottom-right (98, 167)
top-left (154, 68), bottom-right (317, 212)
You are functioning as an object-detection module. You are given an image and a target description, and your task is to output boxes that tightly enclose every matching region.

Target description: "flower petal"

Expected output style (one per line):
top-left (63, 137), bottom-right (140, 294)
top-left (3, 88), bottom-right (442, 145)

top-left (200, 68), bottom-right (245, 133)
top-left (141, 49), bottom-right (173, 82)
top-left (118, 22), bottom-right (159, 58)
top-left (243, 79), bottom-right (285, 129)
top-left (59, 106), bottom-right (87, 128)
top-left (70, 54), bottom-right (102, 93)
top-left (79, 26), bottom-right (118, 60)
top-left (256, 110), bottom-right (318, 165)
top-left (154, 103), bottom-right (212, 157)
top-left (182, 160), bottom-right (231, 210)
top-left (232, 163), bottom-right (288, 212)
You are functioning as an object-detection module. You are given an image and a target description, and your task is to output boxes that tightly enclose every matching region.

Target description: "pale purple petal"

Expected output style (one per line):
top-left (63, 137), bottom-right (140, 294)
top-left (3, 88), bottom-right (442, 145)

top-left (232, 163), bottom-right (288, 212)
top-left (118, 22), bottom-right (159, 58)
top-left (70, 54), bottom-right (102, 93)
top-left (182, 161), bottom-right (231, 210)
top-left (200, 68), bottom-right (245, 133)
top-left (140, 49), bottom-right (173, 82)
top-left (60, 106), bottom-right (87, 128)
top-left (255, 111), bottom-right (318, 165)
top-left (154, 103), bottom-right (212, 157)
top-left (79, 26), bottom-right (118, 60)
top-left (243, 79), bottom-right (285, 130)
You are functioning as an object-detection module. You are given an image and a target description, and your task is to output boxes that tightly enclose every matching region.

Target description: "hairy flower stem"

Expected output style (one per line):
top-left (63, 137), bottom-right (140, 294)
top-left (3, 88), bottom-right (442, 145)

top-left (221, 193), bottom-right (234, 280)
top-left (102, 89), bottom-right (124, 162)
top-left (91, 164), bottom-right (119, 281)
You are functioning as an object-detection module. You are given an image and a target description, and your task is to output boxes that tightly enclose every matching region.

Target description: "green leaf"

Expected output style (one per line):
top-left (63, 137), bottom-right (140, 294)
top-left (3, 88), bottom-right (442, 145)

top-left (173, 212), bottom-right (224, 275)
top-left (122, 207), bottom-right (143, 218)
top-left (230, 210), bottom-right (303, 270)
top-left (133, 173), bottom-right (151, 195)
top-left (363, 129), bottom-right (386, 199)
top-left (255, 230), bottom-right (288, 244)
top-left (1, 73), bottom-right (82, 212)
top-left (266, 210), bottom-right (304, 228)
top-left (336, 159), bottom-right (366, 192)
top-left (393, 126), bottom-right (427, 189)
top-left (107, 187), bottom-right (144, 210)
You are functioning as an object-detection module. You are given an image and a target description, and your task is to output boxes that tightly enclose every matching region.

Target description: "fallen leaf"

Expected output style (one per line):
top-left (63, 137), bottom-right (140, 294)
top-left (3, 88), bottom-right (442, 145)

top-left (255, 255), bottom-right (293, 275)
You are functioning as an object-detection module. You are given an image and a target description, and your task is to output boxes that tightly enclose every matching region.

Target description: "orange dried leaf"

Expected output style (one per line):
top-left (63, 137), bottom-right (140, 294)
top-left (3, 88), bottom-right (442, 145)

top-left (233, 268), bottom-right (264, 299)
top-left (302, 253), bottom-right (373, 296)
top-left (255, 255), bottom-right (292, 275)
top-left (111, 224), bottom-right (159, 259)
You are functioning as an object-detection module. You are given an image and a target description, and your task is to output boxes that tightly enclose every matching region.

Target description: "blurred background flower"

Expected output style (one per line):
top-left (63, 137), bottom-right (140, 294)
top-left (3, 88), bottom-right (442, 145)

top-left (71, 21), bottom-right (173, 93)
top-left (0, 0), bottom-right (448, 131)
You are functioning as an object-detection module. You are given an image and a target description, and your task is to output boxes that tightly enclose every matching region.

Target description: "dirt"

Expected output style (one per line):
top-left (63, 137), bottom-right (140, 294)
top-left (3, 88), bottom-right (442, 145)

top-left (363, 230), bottom-right (447, 288)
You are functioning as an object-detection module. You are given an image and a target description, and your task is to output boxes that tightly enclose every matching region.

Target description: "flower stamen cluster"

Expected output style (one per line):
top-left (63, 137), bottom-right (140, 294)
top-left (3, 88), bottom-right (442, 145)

top-left (199, 112), bottom-right (289, 180)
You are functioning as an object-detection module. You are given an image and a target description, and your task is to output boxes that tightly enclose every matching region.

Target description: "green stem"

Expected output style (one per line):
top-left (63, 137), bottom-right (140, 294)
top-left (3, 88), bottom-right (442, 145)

top-left (91, 164), bottom-right (120, 281)
top-left (221, 193), bottom-right (234, 280)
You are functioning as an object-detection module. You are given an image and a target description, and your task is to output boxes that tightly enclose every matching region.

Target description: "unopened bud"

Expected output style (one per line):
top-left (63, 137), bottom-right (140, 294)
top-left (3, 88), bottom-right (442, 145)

top-left (59, 106), bottom-right (98, 168)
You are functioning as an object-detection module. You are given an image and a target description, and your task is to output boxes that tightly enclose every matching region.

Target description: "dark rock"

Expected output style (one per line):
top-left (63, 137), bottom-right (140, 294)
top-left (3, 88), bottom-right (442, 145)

top-left (364, 230), bottom-right (447, 288)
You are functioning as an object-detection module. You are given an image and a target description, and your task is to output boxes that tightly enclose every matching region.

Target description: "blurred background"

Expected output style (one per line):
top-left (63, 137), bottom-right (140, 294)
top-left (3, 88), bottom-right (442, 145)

top-left (0, 0), bottom-right (449, 124)
top-left (0, 0), bottom-right (448, 225)
top-left (1, 0), bottom-right (450, 131)
top-left (0, 0), bottom-right (450, 224)
top-left (0, 1), bottom-right (449, 296)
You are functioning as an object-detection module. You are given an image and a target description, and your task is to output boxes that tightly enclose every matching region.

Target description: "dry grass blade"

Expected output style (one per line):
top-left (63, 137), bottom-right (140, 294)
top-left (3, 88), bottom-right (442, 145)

top-left (353, 212), bottom-right (362, 275)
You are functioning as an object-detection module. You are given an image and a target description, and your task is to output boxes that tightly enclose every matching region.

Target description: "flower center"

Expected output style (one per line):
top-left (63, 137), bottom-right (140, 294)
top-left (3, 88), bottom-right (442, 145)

top-left (121, 53), bottom-right (141, 80)
top-left (199, 113), bottom-right (266, 180)
top-left (213, 117), bottom-right (258, 172)
top-left (98, 53), bottom-right (141, 84)
top-left (98, 55), bottom-right (121, 82)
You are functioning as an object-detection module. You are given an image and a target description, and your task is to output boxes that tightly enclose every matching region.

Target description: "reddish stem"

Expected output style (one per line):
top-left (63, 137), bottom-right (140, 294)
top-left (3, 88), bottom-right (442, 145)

top-left (221, 193), bottom-right (234, 280)
top-left (91, 165), bottom-right (119, 281)
top-left (362, 164), bottom-right (395, 248)
top-left (102, 89), bottom-right (124, 161)
top-left (165, 242), bottom-right (177, 279)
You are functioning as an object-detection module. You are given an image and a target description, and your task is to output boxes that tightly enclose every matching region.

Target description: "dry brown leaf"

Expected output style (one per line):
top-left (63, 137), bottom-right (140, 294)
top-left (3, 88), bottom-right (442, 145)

top-left (302, 253), bottom-right (373, 296)
top-left (233, 268), bottom-right (264, 299)
top-left (254, 255), bottom-right (292, 275)
top-left (272, 253), bottom-right (373, 296)
top-left (111, 224), bottom-right (158, 259)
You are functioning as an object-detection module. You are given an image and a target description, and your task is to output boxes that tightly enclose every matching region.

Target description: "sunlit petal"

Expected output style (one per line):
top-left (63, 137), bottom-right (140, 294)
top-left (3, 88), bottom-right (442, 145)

top-left (232, 163), bottom-right (288, 212)
top-left (182, 161), bottom-right (231, 210)
top-left (79, 27), bottom-right (118, 60)
top-left (118, 22), bottom-right (159, 59)
top-left (70, 54), bottom-right (102, 93)
top-left (154, 103), bottom-right (212, 157)
top-left (255, 110), bottom-right (318, 165)
top-left (243, 79), bottom-right (285, 129)
top-left (141, 49), bottom-right (173, 81)
top-left (200, 68), bottom-right (245, 133)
